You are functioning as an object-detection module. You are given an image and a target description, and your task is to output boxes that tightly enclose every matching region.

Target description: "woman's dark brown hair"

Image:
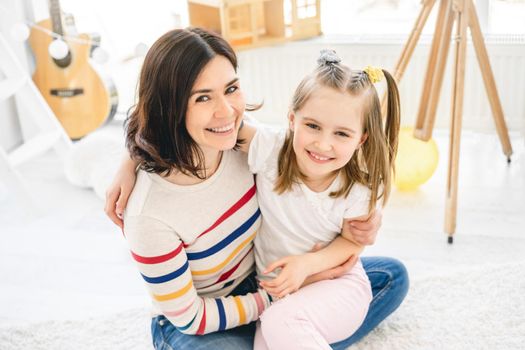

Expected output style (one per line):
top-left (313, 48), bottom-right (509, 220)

top-left (125, 27), bottom-right (256, 179)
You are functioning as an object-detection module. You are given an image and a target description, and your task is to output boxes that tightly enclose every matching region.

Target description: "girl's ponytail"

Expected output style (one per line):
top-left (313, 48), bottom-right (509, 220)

top-left (382, 69), bottom-right (401, 176)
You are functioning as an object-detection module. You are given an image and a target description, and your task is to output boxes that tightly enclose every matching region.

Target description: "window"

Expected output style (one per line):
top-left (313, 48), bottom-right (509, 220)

top-left (229, 5), bottom-right (251, 34)
top-left (321, 0), bottom-right (430, 36)
top-left (297, 0), bottom-right (318, 19)
top-left (320, 0), bottom-right (525, 36)
top-left (489, 0), bottom-right (525, 34)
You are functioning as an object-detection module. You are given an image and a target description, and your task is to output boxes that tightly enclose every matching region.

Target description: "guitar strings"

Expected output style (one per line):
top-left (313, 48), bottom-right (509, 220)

top-left (0, 3), bottom-right (94, 46)
top-left (29, 22), bottom-right (95, 45)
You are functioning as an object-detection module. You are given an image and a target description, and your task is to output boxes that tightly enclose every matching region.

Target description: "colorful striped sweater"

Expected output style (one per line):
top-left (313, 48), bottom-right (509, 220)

top-left (123, 150), bottom-right (271, 335)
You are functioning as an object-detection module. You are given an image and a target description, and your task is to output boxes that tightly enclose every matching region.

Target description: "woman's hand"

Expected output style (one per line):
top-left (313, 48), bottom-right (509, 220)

top-left (104, 156), bottom-right (138, 228)
top-left (344, 209), bottom-right (382, 246)
top-left (259, 255), bottom-right (313, 299)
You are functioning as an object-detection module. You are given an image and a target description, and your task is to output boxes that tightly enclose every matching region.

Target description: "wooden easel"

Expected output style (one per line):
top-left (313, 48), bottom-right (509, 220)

top-left (385, 0), bottom-right (513, 243)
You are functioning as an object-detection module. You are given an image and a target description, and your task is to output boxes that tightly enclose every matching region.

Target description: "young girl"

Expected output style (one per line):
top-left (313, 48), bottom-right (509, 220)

top-left (236, 50), bottom-right (401, 349)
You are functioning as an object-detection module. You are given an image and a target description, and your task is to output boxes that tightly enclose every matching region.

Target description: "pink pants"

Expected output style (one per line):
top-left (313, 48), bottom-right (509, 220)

top-left (254, 261), bottom-right (372, 350)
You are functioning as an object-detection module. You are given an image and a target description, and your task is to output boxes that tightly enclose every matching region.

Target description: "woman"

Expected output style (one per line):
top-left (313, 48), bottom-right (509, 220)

top-left (105, 27), bottom-right (409, 349)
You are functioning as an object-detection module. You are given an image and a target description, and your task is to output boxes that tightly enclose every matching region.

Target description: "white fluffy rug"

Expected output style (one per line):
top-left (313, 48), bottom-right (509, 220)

top-left (1, 262), bottom-right (523, 350)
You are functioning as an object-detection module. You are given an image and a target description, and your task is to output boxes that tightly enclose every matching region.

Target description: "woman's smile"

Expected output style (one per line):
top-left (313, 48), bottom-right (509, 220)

top-left (205, 121), bottom-right (236, 134)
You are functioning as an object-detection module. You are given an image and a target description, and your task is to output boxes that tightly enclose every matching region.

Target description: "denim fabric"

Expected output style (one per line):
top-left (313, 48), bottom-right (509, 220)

top-left (151, 257), bottom-right (409, 349)
top-left (151, 272), bottom-right (259, 350)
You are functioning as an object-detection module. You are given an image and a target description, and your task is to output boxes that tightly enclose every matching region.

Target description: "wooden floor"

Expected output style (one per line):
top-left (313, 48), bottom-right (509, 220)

top-left (1, 126), bottom-right (524, 327)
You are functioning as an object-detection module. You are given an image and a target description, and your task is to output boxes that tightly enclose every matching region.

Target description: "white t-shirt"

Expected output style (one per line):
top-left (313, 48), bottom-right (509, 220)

top-left (248, 127), bottom-right (372, 280)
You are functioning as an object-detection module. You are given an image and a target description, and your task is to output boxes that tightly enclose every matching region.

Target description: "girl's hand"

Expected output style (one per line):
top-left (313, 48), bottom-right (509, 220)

top-left (259, 255), bottom-right (313, 298)
top-left (303, 254), bottom-right (358, 286)
top-left (104, 160), bottom-right (137, 228)
top-left (344, 209), bottom-right (382, 246)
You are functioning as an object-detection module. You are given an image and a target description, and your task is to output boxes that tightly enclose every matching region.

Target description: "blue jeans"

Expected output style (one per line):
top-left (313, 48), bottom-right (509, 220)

top-left (151, 257), bottom-right (409, 350)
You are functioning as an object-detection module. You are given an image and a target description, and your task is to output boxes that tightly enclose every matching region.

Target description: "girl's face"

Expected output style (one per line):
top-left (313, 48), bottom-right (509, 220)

top-left (186, 55), bottom-right (246, 154)
top-left (290, 86), bottom-right (368, 182)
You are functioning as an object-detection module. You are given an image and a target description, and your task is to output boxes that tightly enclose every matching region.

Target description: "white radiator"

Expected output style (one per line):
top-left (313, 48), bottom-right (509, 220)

top-left (238, 37), bottom-right (525, 133)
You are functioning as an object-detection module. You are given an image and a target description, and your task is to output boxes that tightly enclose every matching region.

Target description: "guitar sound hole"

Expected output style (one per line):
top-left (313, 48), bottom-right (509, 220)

top-left (53, 51), bottom-right (72, 68)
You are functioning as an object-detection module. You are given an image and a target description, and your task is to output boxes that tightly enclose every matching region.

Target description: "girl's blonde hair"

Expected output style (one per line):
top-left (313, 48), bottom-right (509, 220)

top-left (274, 53), bottom-right (400, 212)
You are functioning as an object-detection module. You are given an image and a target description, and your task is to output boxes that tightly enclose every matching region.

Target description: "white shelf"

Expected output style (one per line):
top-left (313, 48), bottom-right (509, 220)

top-left (8, 131), bottom-right (62, 167)
top-left (0, 32), bottom-right (72, 214)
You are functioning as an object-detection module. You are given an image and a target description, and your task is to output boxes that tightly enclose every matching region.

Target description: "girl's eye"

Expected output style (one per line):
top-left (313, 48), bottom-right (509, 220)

top-left (306, 123), bottom-right (320, 130)
top-left (226, 85), bottom-right (239, 94)
top-left (336, 131), bottom-right (350, 138)
top-left (196, 95), bottom-right (210, 103)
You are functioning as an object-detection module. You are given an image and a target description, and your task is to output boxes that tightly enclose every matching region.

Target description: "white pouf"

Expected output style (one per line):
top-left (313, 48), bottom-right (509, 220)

top-left (64, 129), bottom-right (125, 199)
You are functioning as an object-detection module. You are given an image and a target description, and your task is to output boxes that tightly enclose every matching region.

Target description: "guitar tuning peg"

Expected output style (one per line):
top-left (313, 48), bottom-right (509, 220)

top-left (92, 47), bottom-right (109, 64)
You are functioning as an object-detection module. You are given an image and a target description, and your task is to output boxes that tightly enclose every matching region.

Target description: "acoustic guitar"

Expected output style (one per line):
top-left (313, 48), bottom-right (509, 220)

top-left (29, 0), bottom-right (118, 140)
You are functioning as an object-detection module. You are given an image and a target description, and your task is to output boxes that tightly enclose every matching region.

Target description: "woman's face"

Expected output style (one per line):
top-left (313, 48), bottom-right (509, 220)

top-left (185, 55), bottom-right (246, 154)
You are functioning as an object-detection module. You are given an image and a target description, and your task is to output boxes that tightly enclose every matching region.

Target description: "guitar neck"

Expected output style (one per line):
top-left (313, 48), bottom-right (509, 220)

top-left (48, 0), bottom-right (64, 36)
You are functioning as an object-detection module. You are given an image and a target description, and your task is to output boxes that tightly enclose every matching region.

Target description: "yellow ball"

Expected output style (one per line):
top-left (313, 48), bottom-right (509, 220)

top-left (394, 127), bottom-right (439, 191)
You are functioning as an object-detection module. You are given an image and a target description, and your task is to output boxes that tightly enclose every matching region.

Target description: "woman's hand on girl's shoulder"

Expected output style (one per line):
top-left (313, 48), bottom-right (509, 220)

top-left (344, 209), bottom-right (382, 246)
top-left (237, 118), bottom-right (258, 153)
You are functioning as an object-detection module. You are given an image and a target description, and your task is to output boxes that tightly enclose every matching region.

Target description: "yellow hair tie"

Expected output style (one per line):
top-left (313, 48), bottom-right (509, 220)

top-left (364, 66), bottom-right (384, 83)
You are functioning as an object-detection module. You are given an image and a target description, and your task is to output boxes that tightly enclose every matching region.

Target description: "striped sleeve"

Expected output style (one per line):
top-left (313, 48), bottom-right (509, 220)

top-left (124, 215), bottom-right (271, 335)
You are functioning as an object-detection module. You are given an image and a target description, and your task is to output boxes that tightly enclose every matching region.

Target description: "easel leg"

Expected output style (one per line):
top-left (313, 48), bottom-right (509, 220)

top-left (445, 0), bottom-right (469, 239)
top-left (467, 0), bottom-right (513, 160)
top-left (393, 0), bottom-right (437, 82)
top-left (381, 0), bottom-right (437, 115)
top-left (414, 0), bottom-right (450, 136)
top-left (419, 0), bottom-right (456, 140)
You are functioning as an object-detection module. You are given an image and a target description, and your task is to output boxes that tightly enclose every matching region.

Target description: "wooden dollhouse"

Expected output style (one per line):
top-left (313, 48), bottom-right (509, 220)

top-left (187, 0), bottom-right (321, 49)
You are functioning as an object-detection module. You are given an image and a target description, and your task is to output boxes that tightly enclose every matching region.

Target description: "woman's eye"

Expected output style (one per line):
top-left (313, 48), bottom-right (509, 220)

top-left (226, 85), bottom-right (238, 94)
top-left (306, 123), bottom-right (319, 130)
top-left (196, 95), bottom-right (210, 103)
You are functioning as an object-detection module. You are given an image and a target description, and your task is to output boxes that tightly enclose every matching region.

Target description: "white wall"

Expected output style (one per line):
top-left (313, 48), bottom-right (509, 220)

top-left (238, 39), bottom-right (525, 134)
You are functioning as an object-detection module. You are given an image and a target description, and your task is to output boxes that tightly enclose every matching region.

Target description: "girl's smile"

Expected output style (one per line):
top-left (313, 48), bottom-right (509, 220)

top-left (305, 150), bottom-right (335, 163)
